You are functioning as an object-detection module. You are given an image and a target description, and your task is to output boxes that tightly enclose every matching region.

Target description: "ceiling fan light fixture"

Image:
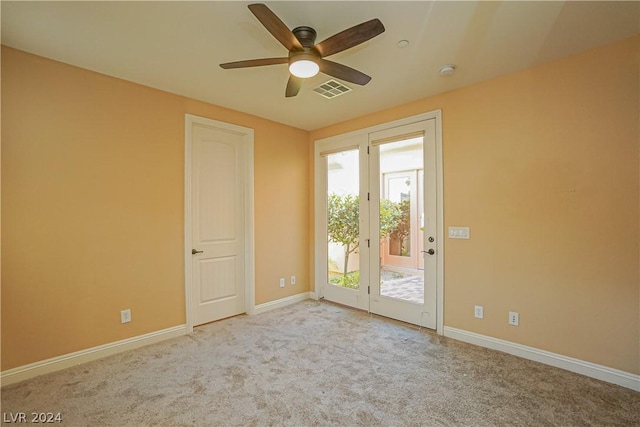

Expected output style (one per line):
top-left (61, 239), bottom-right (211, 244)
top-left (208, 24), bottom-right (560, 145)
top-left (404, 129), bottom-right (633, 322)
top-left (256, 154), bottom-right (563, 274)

top-left (289, 56), bottom-right (319, 78)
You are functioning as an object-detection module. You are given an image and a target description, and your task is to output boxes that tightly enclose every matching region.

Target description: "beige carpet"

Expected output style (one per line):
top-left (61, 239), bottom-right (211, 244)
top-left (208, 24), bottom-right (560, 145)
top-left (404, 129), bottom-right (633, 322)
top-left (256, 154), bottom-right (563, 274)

top-left (2, 300), bottom-right (639, 426)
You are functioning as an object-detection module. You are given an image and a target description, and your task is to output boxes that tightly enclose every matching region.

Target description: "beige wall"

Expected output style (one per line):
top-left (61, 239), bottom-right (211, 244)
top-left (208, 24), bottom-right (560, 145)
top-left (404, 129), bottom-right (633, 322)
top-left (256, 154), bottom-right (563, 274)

top-left (310, 36), bottom-right (640, 374)
top-left (1, 47), bottom-right (310, 370)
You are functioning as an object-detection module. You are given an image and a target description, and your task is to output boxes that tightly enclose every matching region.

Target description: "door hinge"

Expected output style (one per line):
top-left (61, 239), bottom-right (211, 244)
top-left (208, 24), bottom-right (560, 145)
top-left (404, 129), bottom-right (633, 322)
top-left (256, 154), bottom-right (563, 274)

top-left (368, 286), bottom-right (370, 295)
top-left (367, 146), bottom-right (370, 154)
top-left (367, 192), bottom-right (370, 201)
top-left (367, 239), bottom-right (370, 248)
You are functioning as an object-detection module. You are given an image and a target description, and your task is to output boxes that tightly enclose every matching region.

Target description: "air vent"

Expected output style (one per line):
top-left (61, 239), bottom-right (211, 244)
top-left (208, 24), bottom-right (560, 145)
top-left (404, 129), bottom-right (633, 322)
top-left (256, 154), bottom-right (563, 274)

top-left (313, 79), bottom-right (352, 99)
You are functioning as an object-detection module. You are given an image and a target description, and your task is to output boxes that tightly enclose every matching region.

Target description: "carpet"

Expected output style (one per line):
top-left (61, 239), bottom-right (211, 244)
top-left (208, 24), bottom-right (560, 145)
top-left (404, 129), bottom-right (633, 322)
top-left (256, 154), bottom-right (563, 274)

top-left (1, 300), bottom-right (639, 426)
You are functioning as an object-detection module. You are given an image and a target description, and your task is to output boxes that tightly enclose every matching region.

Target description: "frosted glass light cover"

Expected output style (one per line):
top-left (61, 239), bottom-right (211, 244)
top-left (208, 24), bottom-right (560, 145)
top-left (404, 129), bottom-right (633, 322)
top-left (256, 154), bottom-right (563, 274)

top-left (289, 59), bottom-right (319, 78)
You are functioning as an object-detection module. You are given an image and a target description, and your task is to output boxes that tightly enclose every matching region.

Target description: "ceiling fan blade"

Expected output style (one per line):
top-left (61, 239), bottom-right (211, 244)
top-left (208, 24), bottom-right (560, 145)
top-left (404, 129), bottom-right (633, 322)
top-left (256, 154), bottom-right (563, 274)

top-left (248, 4), bottom-right (303, 52)
top-left (286, 75), bottom-right (303, 97)
top-left (318, 59), bottom-right (371, 85)
top-left (220, 57), bottom-right (288, 69)
top-left (314, 19), bottom-right (385, 58)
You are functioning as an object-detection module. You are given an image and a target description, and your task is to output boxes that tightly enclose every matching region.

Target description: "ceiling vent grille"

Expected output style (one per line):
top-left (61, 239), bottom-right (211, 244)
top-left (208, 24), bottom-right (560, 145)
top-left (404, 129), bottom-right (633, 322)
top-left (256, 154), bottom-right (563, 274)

top-left (313, 79), bottom-right (352, 99)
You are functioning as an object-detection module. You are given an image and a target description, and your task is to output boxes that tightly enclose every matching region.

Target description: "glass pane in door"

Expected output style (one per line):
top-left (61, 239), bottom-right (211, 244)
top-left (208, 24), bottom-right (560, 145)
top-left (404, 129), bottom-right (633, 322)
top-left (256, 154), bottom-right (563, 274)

top-left (386, 175), bottom-right (411, 257)
top-left (327, 149), bottom-right (360, 289)
top-left (379, 138), bottom-right (424, 303)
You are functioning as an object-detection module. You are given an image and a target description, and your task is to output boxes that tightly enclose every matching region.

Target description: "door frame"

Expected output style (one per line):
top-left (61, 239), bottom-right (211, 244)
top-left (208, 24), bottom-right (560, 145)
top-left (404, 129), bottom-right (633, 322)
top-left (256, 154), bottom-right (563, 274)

top-left (184, 114), bottom-right (255, 333)
top-left (314, 110), bottom-right (444, 334)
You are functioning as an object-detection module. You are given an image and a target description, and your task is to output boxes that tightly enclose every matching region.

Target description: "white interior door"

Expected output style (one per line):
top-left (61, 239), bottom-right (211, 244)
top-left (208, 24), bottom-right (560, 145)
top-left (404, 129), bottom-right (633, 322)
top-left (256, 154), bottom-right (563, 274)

top-left (188, 116), bottom-right (253, 326)
top-left (315, 115), bottom-right (440, 330)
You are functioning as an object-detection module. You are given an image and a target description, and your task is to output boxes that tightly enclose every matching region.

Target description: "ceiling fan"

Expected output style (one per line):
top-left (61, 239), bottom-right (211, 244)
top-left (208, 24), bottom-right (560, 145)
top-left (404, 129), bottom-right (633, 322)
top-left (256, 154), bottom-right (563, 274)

top-left (220, 3), bottom-right (385, 97)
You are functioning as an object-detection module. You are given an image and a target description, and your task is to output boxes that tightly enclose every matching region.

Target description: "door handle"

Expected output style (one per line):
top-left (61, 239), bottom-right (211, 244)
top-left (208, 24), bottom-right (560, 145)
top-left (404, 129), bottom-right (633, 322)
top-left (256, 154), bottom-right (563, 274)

top-left (422, 249), bottom-right (435, 255)
top-left (192, 249), bottom-right (204, 255)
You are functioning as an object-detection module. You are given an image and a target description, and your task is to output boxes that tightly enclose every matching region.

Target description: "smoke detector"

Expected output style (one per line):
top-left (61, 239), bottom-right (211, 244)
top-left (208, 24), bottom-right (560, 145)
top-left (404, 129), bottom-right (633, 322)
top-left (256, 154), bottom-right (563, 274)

top-left (439, 64), bottom-right (456, 76)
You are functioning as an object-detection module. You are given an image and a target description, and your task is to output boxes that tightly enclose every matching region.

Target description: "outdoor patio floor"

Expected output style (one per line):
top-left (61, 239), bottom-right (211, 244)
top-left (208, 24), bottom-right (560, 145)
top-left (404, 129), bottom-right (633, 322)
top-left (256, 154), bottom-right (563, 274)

top-left (380, 268), bottom-right (424, 304)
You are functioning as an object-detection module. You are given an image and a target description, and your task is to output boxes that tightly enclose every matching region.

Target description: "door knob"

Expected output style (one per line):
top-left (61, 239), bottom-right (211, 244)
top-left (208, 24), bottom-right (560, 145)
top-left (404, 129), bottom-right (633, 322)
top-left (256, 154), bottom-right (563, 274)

top-left (422, 249), bottom-right (435, 255)
top-left (192, 249), bottom-right (204, 255)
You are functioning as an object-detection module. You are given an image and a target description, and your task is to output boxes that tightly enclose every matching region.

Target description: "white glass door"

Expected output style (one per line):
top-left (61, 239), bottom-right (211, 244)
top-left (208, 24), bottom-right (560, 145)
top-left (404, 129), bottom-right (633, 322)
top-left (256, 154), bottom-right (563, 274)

top-left (315, 116), bottom-right (439, 329)
top-left (369, 119), bottom-right (437, 328)
top-left (315, 136), bottom-right (370, 311)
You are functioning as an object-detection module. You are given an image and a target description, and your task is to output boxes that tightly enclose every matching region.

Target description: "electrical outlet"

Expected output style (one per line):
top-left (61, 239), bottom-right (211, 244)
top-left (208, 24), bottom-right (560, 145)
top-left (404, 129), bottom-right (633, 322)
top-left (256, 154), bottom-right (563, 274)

top-left (279, 278), bottom-right (285, 288)
top-left (290, 275), bottom-right (296, 285)
top-left (474, 305), bottom-right (484, 319)
top-left (509, 311), bottom-right (519, 326)
top-left (120, 309), bottom-right (131, 324)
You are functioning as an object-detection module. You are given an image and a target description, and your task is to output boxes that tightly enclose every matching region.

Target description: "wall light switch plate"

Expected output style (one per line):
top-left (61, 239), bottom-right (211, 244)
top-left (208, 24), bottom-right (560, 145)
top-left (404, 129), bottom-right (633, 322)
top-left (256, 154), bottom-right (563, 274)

top-left (474, 305), bottom-right (484, 319)
top-left (120, 309), bottom-right (131, 324)
top-left (448, 226), bottom-right (470, 239)
top-left (279, 278), bottom-right (285, 288)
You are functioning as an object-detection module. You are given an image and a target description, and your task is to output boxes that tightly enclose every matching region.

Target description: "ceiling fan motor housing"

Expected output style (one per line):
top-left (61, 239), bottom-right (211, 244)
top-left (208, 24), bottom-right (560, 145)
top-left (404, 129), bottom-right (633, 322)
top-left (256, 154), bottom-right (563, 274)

top-left (292, 26), bottom-right (317, 48)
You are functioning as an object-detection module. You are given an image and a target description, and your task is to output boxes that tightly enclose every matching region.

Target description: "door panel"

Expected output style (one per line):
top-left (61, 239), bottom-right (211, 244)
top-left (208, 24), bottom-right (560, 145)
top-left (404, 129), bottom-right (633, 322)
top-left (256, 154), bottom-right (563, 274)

top-left (191, 122), bottom-right (245, 325)
top-left (370, 119), bottom-right (437, 328)
top-left (316, 137), bottom-right (369, 311)
top-left (198, 256), bottom-right (237, 302)
top-left (197, 139), bottom-right (236, 241)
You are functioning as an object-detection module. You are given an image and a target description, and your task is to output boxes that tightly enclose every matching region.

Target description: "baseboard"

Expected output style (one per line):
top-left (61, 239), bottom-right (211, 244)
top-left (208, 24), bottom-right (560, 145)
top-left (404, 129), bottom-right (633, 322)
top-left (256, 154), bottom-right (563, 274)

top-left (1, 325), bottom-right (187, 387)
top-left (443, 326), bottom-right (640, 392)
top-left (253, 292), bottom-right (312, 315)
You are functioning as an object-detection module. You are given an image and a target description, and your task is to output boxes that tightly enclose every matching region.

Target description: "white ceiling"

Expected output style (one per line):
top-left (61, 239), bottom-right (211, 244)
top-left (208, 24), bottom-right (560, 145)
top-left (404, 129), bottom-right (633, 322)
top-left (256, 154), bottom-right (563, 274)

top-left (2, 1), bottom-right (638, 131)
